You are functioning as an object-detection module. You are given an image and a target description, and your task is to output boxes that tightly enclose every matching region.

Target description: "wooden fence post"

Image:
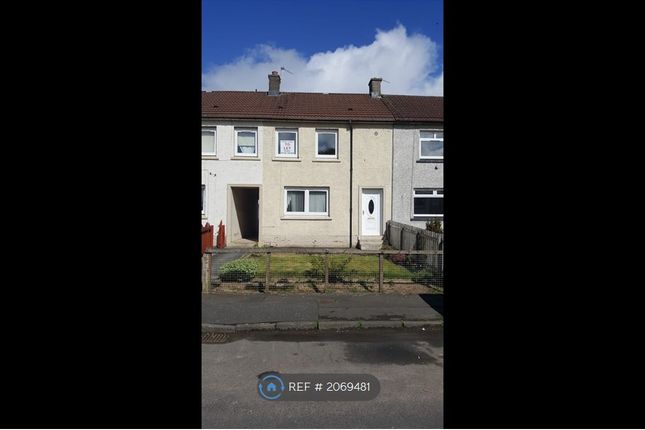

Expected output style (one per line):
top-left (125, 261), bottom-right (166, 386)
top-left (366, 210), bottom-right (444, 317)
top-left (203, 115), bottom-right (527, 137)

top-left (324, 251), bottom-right (329, 287)
top-left (202, 252), bottom-right (211, 293)
top-left (378, 252), bottom-right (384, 293)
top-left (265, 251), bottom-right (271, 292)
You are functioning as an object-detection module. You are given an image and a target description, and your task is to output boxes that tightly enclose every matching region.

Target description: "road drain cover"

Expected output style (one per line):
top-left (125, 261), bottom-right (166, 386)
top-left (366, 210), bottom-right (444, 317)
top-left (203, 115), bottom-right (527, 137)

top-left (202, 332), bottom-right (229, 344)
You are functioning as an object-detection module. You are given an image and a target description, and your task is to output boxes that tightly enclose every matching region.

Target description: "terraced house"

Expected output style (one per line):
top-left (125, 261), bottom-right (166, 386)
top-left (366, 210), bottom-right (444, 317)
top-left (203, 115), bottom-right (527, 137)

top-left (202, 72), bottom-right (443, 248)
top-left (384, 95), bottom-right (444, 229)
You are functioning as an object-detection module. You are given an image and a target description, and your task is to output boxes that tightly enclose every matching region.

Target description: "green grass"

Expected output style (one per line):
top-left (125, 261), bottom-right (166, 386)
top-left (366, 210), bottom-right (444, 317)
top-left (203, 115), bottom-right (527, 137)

top-left (237, 253), bottom-right (414, 280)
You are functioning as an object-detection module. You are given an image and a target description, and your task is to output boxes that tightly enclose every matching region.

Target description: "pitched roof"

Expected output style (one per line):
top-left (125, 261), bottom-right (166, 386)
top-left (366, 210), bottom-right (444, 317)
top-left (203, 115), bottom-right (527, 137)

top-left (381, 95), bottom-right (444, 122)
top-left (202, 91), bottom-right (394, 122)
top-left (201, 91), bottom-right (443, 123)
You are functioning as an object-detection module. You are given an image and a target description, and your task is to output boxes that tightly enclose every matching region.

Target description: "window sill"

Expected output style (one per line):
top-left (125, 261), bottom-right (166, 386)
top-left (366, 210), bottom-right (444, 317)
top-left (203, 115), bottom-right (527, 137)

top-left (231, 156), bottom-right (261, 161)
top-left (312, 158), bottom-right (341, 163)
top-left (202, 155), bottom-right (218, 160)
top-left (411, 216), bottom-right (444, 220)
top-left (281, 216), bottom-right (332, 221)
top-left (417, 159), bottom-right (444, 163)
top-left (272, 157), bottom-right (301, 162)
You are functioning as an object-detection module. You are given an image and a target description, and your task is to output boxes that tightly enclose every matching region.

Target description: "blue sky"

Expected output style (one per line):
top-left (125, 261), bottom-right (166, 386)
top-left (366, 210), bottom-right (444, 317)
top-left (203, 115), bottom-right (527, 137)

top-left (202, 0), bottom-right (443, 95)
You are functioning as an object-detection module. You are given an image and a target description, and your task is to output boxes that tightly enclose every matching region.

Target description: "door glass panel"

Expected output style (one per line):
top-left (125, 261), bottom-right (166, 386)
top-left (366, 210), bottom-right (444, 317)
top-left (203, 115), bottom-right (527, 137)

top-left (368, 199), bottom-right (374, 214)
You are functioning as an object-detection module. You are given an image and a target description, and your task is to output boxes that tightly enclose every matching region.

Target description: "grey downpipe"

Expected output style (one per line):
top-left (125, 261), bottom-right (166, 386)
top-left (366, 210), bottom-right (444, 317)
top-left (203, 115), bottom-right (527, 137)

top-left (349, 120), bottom-right (353, 248)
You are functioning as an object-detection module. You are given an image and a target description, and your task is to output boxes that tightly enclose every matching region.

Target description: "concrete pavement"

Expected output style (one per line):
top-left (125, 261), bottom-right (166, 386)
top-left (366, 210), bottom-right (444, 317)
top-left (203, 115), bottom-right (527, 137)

top-left (202, 293), bottom-right (443, 331)
top-left (316, 294), bottom-right (442, 321)
top-left (202, 295), bottom-right (318, 325)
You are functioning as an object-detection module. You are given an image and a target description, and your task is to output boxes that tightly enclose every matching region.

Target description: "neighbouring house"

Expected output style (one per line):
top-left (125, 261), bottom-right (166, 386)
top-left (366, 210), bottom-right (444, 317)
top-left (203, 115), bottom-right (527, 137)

top-left (384, 95), bottom-right (444, 229)
top-left (202, 72), bottom-right (443, 247)
top-left (201, 116), bottom-right (263, 245)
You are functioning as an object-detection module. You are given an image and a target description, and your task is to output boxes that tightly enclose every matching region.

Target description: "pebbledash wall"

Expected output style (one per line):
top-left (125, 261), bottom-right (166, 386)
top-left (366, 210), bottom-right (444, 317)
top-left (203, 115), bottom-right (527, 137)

top-left (392, 125), bottom-right (444, 229)
top-left (351, 125), bottom-right (392, 246)
top-left (259, 122), bottom-right (392, 247)
top-left (260, 122), bottom-right (349, 247)
top-left (201, 120), bottom-right (263, 240)
top-left (203, 120), bottom-right (438, 245)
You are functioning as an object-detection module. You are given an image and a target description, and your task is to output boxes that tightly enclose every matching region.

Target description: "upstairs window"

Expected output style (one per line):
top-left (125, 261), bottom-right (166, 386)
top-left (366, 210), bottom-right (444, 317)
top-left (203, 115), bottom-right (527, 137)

top-left (419, 130), bottom-right (443, 160)
top-left (316, 130), bottom-right (338, 158)
top-left (276, 129), bottom-right (298, 158)
top-left (202, 128), bottom-right (216, 155)
top-left (235, 128), bottom-right (258, 156)
top-left (413, 189), bottom-right (443, 217)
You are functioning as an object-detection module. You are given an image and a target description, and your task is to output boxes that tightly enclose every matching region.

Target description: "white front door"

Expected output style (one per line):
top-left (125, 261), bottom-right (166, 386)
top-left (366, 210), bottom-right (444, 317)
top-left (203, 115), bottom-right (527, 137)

top-left (361, 189), bottom-right (382, 236)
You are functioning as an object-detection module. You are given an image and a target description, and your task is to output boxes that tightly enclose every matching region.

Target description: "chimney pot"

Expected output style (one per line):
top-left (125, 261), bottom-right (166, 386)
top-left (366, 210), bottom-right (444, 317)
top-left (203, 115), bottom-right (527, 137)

top-left (368, 77), bottom-right (383, 98)
top-left (268, 71), bottom-right (281, 95)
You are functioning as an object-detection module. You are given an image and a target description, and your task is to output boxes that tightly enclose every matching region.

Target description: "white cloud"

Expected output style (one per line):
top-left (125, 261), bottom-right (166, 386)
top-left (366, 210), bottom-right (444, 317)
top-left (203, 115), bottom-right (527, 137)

top-left (202, 25), bottom-right (443, 96)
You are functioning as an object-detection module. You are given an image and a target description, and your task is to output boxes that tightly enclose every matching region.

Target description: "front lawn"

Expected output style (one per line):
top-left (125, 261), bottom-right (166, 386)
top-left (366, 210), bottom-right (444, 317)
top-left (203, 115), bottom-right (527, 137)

top-left (238, 253), bottom-right (414, 280)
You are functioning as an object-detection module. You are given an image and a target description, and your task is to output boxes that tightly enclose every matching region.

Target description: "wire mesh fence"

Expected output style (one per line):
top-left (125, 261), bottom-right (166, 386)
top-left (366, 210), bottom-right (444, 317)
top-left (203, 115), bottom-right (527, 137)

top-left (203, 248), bottom-right (443, 294)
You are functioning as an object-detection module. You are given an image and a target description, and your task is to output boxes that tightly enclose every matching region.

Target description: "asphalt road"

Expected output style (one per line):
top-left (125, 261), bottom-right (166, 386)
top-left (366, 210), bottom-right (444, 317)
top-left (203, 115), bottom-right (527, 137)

top-left (202, 327), bottom-right (443, 428)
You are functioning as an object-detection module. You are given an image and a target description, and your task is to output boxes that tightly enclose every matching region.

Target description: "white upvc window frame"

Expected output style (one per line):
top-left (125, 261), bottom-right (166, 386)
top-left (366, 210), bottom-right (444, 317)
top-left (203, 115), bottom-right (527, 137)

top-left (201, 127), bottom-right (217, 156)
top-left (412, 188), bottom-right (443, 217)
top-left (315, 129), bottom-right (338, 159)
top-left (234, 128), bottom-right (258, 157)
top-left (275, 128), bottom-right (299, 158)
top-left (419, 129), bottom-right (444, 160)
top-left (283, 187), bottom-right (329, 216)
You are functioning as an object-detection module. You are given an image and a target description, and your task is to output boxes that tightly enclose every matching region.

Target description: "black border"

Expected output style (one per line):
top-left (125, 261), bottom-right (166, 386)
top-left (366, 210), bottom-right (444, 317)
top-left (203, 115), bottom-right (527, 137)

top-left (6, 1), bottom-right (642, 428)
top-left (444, 2), bottom-right (643, 428)
top-left (5, 2), bottom-right (202, 428)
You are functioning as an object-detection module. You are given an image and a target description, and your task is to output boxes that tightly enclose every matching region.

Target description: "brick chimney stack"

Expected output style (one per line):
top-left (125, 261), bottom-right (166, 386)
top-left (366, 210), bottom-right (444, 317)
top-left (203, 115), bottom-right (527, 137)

top-left (368, 77), bottom-right (383, 98)
top-left (268, 71), bottom-right (281, 96)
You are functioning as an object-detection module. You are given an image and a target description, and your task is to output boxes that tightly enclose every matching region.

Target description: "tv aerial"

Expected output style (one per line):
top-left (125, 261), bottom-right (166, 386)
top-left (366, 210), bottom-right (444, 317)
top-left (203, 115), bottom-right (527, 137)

top-left (280, 66), bottom-right (294, 75)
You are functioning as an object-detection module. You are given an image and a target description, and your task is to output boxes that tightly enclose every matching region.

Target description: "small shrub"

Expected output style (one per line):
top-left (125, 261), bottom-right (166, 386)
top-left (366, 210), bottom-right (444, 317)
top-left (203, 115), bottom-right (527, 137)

top-left (407, 254), bottom-right (432, 271)
top-left (411, 268), bottom-right (443, 287)
top-left (426, 219), bottom-right (443, 234)
top-left (303, 257), bottom-right (323, 280)
top-left (305, 255), bottom-right (353, 283)
top-left (388, 253), bottom-right (406, 264)
top-left (219, 259), bottom-right (259, 282)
